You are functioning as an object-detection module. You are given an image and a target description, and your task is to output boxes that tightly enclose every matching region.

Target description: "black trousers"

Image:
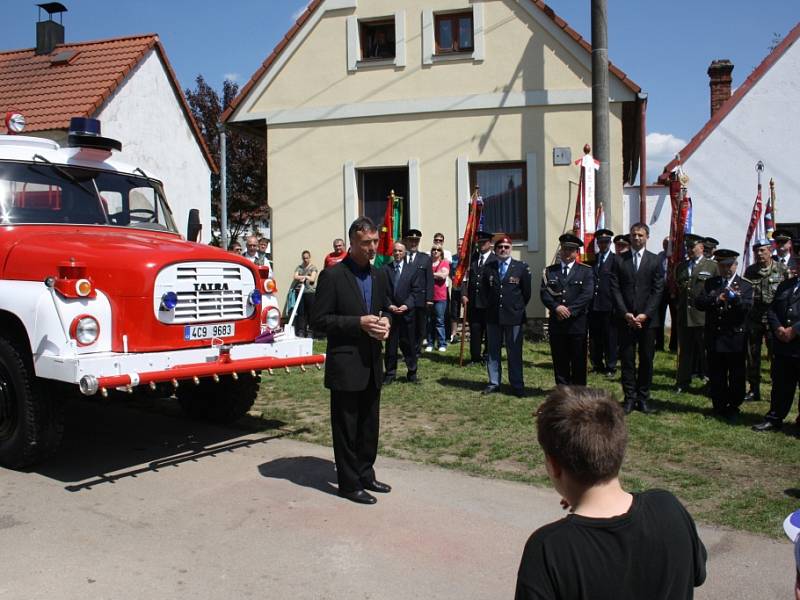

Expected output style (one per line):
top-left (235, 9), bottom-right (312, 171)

top-left (765, 354), bottom-right (800, 423)
top-left (618, 325), bottom-right (656, 404)
top-left (550, 333), bottom-right (587, 385)
top-left (708, 350), bottom-right (745, 414)
top-left (414, 306), bottom-right (427, 354)
top-left (330, 378), bottom-right (380, 493)
top-left (676, 326), bottom-right (705, 388)
top-left (295, 292), bottom-right (315, 337)
top-left (589, 310), bottom-right (617, 372)
top-left (468, 306), bottom-right (487, 362)
top-left (384, 316), bottom-right (417, 378)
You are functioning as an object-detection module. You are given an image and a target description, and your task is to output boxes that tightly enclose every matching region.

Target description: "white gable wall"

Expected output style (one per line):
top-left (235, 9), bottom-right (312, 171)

top-left (676, 38), bottom-right (800, 256)
top-left (98, 49), bottom-right (212, 241)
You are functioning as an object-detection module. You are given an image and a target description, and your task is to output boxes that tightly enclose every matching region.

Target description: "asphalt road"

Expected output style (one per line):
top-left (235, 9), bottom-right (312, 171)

top-left (0, 397), bottom-right (795, 599)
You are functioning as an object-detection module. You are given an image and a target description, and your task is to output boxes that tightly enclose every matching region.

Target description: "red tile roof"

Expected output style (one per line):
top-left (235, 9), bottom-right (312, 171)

top-left (0, 34), bottom-right (216, 172)
top-left (660, 21), bottom-right (800, 183)
top-left (221, 0), bottom-right (641, 123)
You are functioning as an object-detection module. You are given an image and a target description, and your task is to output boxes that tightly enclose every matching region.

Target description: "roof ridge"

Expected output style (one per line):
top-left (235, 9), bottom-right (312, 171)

top-left (660, 21), bottom-right (800, 181)
top-left (0, 33), bottom-right (159, 57)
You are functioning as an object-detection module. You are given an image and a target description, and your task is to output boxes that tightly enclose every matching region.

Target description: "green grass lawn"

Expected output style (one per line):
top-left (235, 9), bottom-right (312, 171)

top-left (254, 339), bottom-right (800, 538)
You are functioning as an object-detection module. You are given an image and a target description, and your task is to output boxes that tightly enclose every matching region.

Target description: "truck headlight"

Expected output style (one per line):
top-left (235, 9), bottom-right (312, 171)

top-left (264, 307), bottom-right (281, 330)
top-left (70, 315), bottom-right (100, 346)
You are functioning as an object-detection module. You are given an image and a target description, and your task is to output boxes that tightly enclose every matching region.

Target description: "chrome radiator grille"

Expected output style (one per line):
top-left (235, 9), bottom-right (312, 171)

top-left (154, 262), bottom-right (256, 324)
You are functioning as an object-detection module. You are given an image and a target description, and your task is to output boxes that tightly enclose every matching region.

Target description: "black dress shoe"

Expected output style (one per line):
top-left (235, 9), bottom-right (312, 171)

top-left (338, 489), bottom-right (377, 504)
top-left (406, 372), bottom-right (418, 383)
top-left (482, 385), bottom-right (499, 395)
top-left (382, 375), bottom-right (395, 386)
top-left (622, 400), bottom-right (635, 415)
top-left (752, 420), bottom-right (782, 432)
top-left (361, 479), bottom-right (391, 493)
top-left (512, 388), bottom-right (525, 398)
top-left (638, 400), bottom-right (657, 415)
top-left (743, 390), bottom-right (760, 402)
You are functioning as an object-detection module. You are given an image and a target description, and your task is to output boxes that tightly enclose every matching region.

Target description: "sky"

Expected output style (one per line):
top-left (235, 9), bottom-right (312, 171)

top-left (2, 0), bottom-right (798, 181)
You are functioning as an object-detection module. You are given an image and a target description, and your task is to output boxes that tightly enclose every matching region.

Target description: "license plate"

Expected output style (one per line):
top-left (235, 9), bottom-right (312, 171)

top-left (184, 322), bottom-right (235, 341)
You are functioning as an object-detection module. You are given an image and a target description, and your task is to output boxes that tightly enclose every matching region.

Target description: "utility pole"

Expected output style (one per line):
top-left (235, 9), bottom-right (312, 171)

top-left (218, 124), bottom-right (228, 250)
top-left (591, 0), bottom-right (611, 221)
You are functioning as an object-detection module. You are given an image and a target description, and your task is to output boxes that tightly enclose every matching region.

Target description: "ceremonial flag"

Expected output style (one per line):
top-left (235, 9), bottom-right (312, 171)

top-left (764, 178), bottom-right (776, 240)
top-left (374, 191), bottom-right (402, 268)
top-left (452, 190), bottom-right (483, 289)
top-left (742, 178), bottom-right (765, 270)
top-left (666, 176), bottom-right (692, 296)
top-left (573, 145), bottom-right (600, 262)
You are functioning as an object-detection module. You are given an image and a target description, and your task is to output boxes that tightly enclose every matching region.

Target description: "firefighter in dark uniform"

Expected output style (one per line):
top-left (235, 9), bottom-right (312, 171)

top-left (461, 230), bottom-right (495, 364)
top-left (752, 271), bottom-right (800, 432)
top-left (674, 234), bottom-right (719, 392)
top-left (540, 233), bottom-right (594, 385)
top-left (588, 229), bottom-right (618, 376)
top-left (480, 233), bottom-right (532, 397)
top-left (695, 249), bottom-right (753, 419)
top-left (744, 238), bottom-right (788, 402)
top-left (773, 229), bottom-right (797, 271)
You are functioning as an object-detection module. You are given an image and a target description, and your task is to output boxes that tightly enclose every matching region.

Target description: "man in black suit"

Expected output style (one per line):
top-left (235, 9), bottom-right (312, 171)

top-left (752, 271), bottom-right (800, 432)
top-left (403, 229), bottom-right (434, 356)
top-left (311, 217), bottom-right (392, 505)
top-left (588, 229), bottom-right (617, 376)
top-left (480, 234), bottom-right (532, 397)
top-left (462, 230), bottom-right (495, 364)
top-left (610, 223), bottom-right (664, 415)
top-left (382, 242), bottom-right (423, 384)
top-left (541, 233), bottom-right (594, 385)
top-left (695, 250), bottom-right (753, 419)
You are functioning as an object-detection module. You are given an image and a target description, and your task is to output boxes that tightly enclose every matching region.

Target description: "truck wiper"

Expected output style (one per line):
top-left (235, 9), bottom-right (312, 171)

top-left (32, 154), bottom-right (97, 199)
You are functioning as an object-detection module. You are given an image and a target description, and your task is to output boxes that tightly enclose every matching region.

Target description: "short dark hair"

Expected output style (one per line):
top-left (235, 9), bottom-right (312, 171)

top-left (630, 222), bottom-right (650, 236)
top-left (536, 386), bottom-right (627, 486)
top-left (348, 216), bottom-right (378, 240)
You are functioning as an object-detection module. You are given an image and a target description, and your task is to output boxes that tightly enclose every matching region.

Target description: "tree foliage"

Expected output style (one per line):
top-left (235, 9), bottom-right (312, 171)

top-left (185, 75), bottom-right (267, 246)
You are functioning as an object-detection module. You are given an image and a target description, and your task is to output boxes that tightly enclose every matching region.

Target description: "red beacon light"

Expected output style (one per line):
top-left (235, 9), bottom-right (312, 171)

top-left (5, 111), bottom-right (26, 135)
top-left (54, 260), bottom-right (96, 299)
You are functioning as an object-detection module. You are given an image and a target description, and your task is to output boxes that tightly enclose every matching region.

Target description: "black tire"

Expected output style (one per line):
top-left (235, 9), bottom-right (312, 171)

top-left (177, 373), bottom-right (260, 424)
top-left (0, 337), bottom-right (64, 469)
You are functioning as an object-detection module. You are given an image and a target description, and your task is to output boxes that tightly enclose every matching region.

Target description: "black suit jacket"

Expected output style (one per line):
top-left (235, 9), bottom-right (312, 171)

top-left (591, 251), bottom-right (616, 312)
top-left (407, 251), bottom-right (434, 304)
top-left (466, 251), bottom-right (497, 309)
top-left (311, 259), bottom-right (391, 391)
top-left (383, 261), bottom-right (423, 323)
top-left (610, 249), bottom-right (664, 327)
top-left (767, 277), bottom-right (800, 358)
top-left (695, 274), bottom-right (754, 353)
top-left (480, 258), bottom-right (532, 325)
top-left (540, 262), bottom-right (594, 335)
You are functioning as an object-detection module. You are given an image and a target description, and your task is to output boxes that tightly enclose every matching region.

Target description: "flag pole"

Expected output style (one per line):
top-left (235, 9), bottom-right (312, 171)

top-left (458, 186), bottom-right (480, 367)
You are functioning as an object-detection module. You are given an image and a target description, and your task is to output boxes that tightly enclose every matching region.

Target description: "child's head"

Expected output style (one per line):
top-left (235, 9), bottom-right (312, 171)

top-left (536, 386), bottom-right (628, 486)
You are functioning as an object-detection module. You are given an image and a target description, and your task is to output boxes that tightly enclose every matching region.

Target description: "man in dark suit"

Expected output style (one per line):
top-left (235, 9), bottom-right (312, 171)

top-left (695, 250), bottom-right (753, 419)
top-left (382, 242), bottom-right (423, 384)
top-left (311, 217), bottom-right (392, 505)
top-left (480, 233), bottom-right (532, 397)
top-left (403, 229), bottom-right (434, 356)
top-left (541, 233), bottom-right (594, 385)
top-left (773, 229), bottom-right (798, 271)
top-left (752, 271), bottom-right (800, 432)
top-left (588, 229), bottom-right (617, 376)
top-left (610, 223), bottom-right (664, 415)
top-left (462, 230), bottom-right (496, 364)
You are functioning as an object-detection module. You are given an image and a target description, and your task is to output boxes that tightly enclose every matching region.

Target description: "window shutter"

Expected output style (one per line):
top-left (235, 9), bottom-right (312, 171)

top-left (457, 155), bottom-right (470, 234)
top-left (526, 153), bottom-right (538, 252)
top-left (472, 4), bottom-right (485, 61)
top-left (421, 9), bottom-right (434, 65)
top-left (394, 10), bottom-right (406, 67)
top-left (346, 16), bottom-right (359, 72)
top-left (344, 161), bottom-right (358, 231)
top-left (408, 158), bottom-right (421, 229)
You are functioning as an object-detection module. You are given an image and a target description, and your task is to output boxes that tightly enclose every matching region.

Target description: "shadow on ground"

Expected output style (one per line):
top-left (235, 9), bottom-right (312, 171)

top-left (29, 395), bottom-right (301, 491)
top-left (258, 456), bottom-right (338, 496)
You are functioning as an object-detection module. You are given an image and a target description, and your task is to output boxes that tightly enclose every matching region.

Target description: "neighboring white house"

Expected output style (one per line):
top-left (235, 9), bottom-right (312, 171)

top-left (631, 21), bottom-right (800, 255)
top-left (0, 21), bottom-right (215, 240)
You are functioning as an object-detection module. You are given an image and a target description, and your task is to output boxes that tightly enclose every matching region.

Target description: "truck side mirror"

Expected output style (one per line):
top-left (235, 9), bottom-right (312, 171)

top-left (187, 209), bottom-right (202, 243)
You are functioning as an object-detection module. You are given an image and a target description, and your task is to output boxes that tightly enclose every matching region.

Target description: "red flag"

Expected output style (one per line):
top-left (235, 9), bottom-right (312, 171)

top-left (374, 191), bottom-right (395, 267)
top-left (666, 179), bottom-right (691, 296)
top-left (742, 182), bottom-right (765, 270)
top-left (453, 191), bottom-right (483, 288)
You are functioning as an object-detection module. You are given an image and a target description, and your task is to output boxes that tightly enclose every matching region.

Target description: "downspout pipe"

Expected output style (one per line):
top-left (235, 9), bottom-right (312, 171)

top-left (638, 92), bottom-right (648, 224)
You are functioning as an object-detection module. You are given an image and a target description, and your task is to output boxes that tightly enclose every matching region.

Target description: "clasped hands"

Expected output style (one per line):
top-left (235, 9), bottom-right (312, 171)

top-left (388, 304), bottom-right (409, 314)
top-left (360, 314), bottom-right (390, 340)
top-left (624, 312), bottom-right (647, 329)
top-left (775, 326), bottom-right (798, 343)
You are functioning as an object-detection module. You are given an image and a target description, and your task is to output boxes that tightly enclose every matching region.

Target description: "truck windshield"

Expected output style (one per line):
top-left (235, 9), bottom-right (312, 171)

top-left (0, 161), bottom-right (178, 233)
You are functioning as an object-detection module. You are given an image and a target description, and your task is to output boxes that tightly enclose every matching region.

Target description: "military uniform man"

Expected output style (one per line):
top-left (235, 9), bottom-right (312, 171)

top-left (541, 233), bottom-right (594, 385)
top-left (588, 229), bottom-right (617, 376)
top-left (773, 229), bottom-right (797, 271)
top-left (480, 234), bottom-right (532, 397)
top-left (752, 272), bottom-right (800, 432)
top-left (702, 237), bottom-right (719, 260)
top-left (743, 239), bottom-right (788, 402)
top-left (462, 230), bottom-right (495, 364)
top-left (674, 234), bottom-right (719, 392)
top-left (695, 250), bottom-right (753, 419)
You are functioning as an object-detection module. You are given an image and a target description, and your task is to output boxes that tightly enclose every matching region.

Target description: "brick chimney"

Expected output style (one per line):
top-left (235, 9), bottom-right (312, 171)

top-left (707, 59), bottom-right (734, 117)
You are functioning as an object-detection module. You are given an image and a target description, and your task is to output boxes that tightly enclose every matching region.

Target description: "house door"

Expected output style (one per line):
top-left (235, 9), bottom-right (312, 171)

top-left (357, 167), bottom-right (409, 233)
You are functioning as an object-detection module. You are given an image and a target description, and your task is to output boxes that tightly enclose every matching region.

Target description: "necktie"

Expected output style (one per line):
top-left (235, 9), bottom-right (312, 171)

top-left (562, 264), bottom-right (568, 277)
top-left (393, 262), bottom-right (401, 285)
top-left (598, 254), bottom-right (604, 268)
top-left (688, 260), bottom-right (694, 276)
top-left (478, 255), bottom-right (484, 268)
top-left (634, 252), bottom-right (640, 271)
top-left (500, 261), bottom-right (508, 279)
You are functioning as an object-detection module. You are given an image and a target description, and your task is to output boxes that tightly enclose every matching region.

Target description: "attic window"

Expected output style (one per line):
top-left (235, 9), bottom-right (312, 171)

top-left (435, 11), bottom-right (474, 54)
top-left (50, 49), bottom-right (78, 65)
top-left (359, 19), bottom-right (395, 60)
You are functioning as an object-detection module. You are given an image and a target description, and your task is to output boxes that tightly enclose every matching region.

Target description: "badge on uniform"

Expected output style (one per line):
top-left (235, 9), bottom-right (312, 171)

top-left (508, 276), bottom-right (519, 284)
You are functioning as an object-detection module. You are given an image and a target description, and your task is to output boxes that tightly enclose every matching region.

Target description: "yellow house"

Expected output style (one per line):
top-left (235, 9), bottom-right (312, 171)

top-left (223, 0), bottom-right (643, 319)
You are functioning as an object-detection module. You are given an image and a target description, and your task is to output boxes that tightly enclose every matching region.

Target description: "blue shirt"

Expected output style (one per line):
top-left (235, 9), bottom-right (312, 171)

top-left (344, 255), bottom-right (372, 312)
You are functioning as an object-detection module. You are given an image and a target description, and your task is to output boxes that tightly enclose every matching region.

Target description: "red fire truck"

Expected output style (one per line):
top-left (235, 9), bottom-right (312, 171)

top-left (0, 115), bottom-right (324, 469)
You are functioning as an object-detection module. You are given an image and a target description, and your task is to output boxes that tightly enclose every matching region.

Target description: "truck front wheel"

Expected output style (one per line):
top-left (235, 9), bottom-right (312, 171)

top-left (177, 373), bottom-right (260, 424)
top-left (0, 337), bottom-right (64, 469)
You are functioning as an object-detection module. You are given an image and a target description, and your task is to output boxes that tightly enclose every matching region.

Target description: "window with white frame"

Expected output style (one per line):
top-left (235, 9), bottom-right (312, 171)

top-left (422, 5), bottom-right (484, 64)
top-left (470, 162), bottom-right (527, 240)
top-left (359, 19), bottom-right (395, 60)
top-left (347, 12), bottom-right (406, 71)
top-left (435, 11), bottom-right (474, 54)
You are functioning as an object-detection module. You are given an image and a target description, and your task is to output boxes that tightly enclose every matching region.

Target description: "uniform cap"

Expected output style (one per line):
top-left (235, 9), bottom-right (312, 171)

top-left (703, 237), bottom-right (719, 249)
top-left (493, 233), bottom-right (512, 247)
top-left (403, 228), bottom-right (422, 239)
top-left (613, 234), bottom-right (629, 245)
top-left (752, 238), bottom-right (772, 250)
top-left (559, 233), bottom-right (584, 249)
top-left (622, 234), bottom-right (631, 244)
top-left (595, 229), bottom-right (614, 240)
top-left (713, 248), bottom-right (739, 264)
top-left (773, 229), bottom-right (793, 243)
top-left (475, 230), bottom-right (493, 242)
top-left (685, 234), bottom-right (704, 247)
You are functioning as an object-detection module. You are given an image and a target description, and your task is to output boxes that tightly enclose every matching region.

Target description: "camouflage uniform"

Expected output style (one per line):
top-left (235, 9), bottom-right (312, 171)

top-left (744, 259), bottom-right (788, 400)
top-left (674, 256), bottom-right (718, 388)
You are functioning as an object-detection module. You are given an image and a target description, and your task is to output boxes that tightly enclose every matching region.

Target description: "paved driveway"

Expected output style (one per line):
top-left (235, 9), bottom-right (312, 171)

top-left (0, 398), bottom-right (794, 599)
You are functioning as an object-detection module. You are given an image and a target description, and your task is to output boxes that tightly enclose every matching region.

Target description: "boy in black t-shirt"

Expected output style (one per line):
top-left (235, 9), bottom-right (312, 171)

top-left (515, 387), bottom-right (707, 600)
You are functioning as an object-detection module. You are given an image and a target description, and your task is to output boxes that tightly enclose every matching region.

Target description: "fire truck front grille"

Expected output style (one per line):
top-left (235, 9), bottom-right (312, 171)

top-left (154, 262), bottom-right (256, 324)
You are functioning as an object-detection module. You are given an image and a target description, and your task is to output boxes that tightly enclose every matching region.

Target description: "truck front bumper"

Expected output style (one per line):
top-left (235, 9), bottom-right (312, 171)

top-left (34, 334), bottom-right (325, 396)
